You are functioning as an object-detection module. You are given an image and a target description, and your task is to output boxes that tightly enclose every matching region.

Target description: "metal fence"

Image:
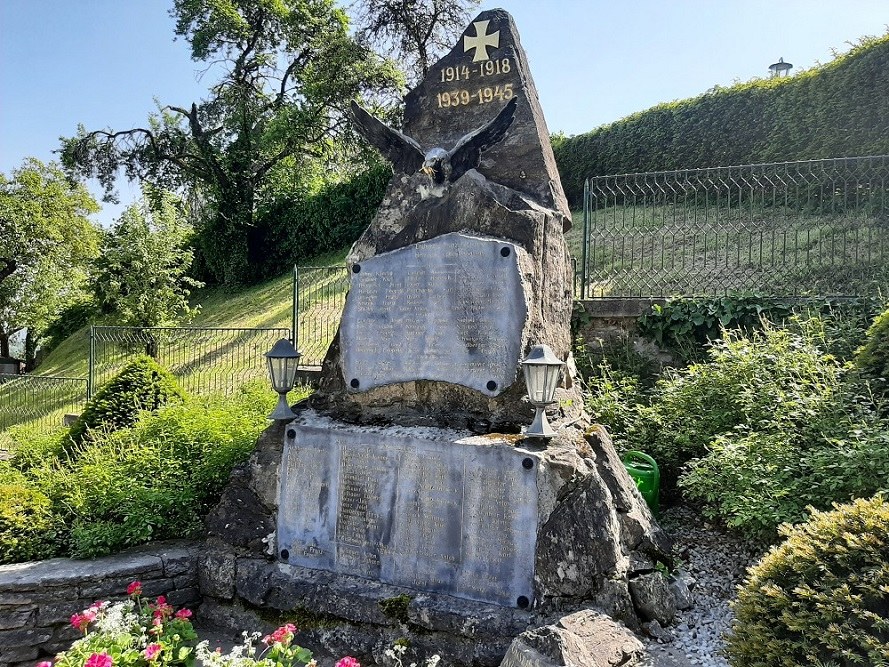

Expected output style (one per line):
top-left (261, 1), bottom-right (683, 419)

top-left (88, 326), bottom-right (290, 398)
top-left (293, 265), bottom-right (350, 367)
top-left (579, 155), bottom-right (889, 298)
top-left (0, 374), bottom-right (87, 445)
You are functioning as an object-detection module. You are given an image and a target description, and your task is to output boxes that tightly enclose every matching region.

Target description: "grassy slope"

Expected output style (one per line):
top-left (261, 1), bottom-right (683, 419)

top-left (0, 249), bottom-right (348, 444)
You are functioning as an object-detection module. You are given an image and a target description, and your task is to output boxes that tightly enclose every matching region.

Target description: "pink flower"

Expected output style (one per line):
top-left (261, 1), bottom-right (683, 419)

top-left (127, 581), bottom-right (142, 596)
top-left (263, 622), bottom-right (297, 645)
top-left (335, 658), bottom-right (360, 667)
top-left (174, 608), bottom-right (192, 620)
top-left (143, 644), bottom-right (162, 661)
top-left (84, 653), bottom-right (113, 667)
top-left (37, 662), bottom-right (53, 667)
top-left (69, 611), bottom-right (96, 633)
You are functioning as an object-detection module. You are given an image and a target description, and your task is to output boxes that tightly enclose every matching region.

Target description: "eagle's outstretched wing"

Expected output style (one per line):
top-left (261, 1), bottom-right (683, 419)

top-left (349, 101), bottom-right (426, 175)
top-left (447, 97), bottom-right (518, 182)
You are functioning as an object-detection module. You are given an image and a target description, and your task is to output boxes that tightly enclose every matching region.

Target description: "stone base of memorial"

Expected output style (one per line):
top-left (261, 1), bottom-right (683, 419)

top-left (199, 406), bottom-right (672, 667)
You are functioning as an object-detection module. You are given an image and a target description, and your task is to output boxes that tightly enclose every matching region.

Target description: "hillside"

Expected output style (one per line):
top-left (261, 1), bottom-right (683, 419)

top-left (554, 33), bottom-right (889, 204)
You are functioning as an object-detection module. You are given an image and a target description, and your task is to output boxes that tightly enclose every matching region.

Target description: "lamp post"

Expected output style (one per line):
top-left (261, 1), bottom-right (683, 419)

top-left (265, 338), bottom-right (301, 420)
top-left (768, 57), bottom-right (792, 78)
top-left (521, 344), bottom-right (565, 439)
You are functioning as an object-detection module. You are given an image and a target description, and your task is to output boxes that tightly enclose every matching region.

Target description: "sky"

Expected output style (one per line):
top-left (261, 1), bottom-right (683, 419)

top-left (1, 1), bottom-right (886, 227)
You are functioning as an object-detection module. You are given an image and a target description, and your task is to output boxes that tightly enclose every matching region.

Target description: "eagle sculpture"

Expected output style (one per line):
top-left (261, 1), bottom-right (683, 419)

top-left (349, 97), bottom-right (518, 184)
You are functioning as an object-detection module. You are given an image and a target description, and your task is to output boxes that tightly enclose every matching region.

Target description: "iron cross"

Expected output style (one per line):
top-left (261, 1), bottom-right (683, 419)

top-left (464, 20), bottom-right (500, 62)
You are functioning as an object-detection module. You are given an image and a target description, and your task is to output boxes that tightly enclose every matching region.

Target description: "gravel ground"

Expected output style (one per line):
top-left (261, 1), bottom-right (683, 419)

top-left (645, 504), bottom-right (764, 667)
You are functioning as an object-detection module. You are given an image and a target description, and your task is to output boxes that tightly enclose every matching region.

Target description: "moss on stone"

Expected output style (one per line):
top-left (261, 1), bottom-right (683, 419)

top-left (378, 594), bottom-right (412, 624)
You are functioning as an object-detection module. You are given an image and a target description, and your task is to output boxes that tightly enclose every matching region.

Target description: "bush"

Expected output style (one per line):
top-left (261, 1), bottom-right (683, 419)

top-left (0, 469), bottom-right (63, 563)
top-left (854, 304), bottom-right (889, 398)
top-left (639, 323), bottom-right (842, 489)
top-left (727, 495), bottom-right (889, 667)
top-left (67, 356), bottom-right (186, 448)
top-left (61, 382), bottom-right (281, 557)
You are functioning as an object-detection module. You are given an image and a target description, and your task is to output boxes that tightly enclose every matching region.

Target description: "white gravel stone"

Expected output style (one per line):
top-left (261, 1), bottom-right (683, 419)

top-left (643, 505), bottom-right (763, 667)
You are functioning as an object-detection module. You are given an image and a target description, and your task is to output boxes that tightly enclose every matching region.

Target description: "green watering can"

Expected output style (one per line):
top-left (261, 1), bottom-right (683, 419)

top-left (621, 451), bottom-right (660, 516)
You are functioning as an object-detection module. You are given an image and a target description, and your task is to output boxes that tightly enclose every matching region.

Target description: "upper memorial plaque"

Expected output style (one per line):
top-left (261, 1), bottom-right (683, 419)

top-left (339, 233), bottom-right (527, 396)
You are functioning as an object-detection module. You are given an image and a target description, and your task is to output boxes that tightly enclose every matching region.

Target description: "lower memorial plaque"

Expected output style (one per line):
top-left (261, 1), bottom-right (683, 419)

top-left (277, 423), bottom-right (538, 608)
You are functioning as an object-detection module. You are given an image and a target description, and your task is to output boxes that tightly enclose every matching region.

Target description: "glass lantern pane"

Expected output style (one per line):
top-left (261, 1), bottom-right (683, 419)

top-left (542, 365), bottom-right (562, 403)
top-left (523, 363), bottom-right (547, 403)
top-left (282, 356), bottom-right (299, 390)
top-left (267, 357), bottom-right (287, 393)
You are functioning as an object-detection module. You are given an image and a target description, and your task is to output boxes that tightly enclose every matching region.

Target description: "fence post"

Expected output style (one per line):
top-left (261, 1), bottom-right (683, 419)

top-left (87, 325), bottom-right (95, 400)
top-left (292, 265), bottom-right (299, 352)
top-left (581, 178), bottom-right (590, 299)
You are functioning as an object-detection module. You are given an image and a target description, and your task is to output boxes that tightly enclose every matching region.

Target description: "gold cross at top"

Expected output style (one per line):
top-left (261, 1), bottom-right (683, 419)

top-left (464, 20), bottom-right (500, 62)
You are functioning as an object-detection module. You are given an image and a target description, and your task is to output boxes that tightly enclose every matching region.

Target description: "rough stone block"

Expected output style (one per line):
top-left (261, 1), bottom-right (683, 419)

top-left (161, 548), bottom-right (198, 578)
top-left (499, 609), bottom-right (648, 667)
top-left (629, 572), bottom-right (676, 626)
top-left (198, 550), bottom-right (236, 600)
top-left (0, 644), bottom-right (40, 663)
top-left (174, 572), bottom-right (198, 590)
top-left (0, 610), bottom-right (34, 630)
top-left (36, 599), bottom-right (90, 627)
top-left (166, 587), bottom-right (200, 608)
top-left (0, 626), bottom-right (53, 648)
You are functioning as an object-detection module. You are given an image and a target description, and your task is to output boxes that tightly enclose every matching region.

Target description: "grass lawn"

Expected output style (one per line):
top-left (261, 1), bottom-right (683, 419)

top-left (1, 248), bottom-right (349, 447)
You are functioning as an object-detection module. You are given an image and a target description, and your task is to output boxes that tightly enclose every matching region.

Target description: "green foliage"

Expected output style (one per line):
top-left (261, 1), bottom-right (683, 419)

top-left (638, 296), bottom-right (794, 362)
top-left (63, 386), bottom-right (273, 558)
top-left (727, 495), bottom-right (889, 667)
top-left (94, 189), bottom-right (203, 327)
top-left (854, 304), bottom-right (889, 398)
top-left (0, 157), bottom-right (100, 360)
top-left (62, 0), bottom-right (401, 285)
top-left (0, 471), bottom-right (63, 564)
top-left (554, 34), bottom-right (889, 204)
top-left (67, 356), bottom-right (186, 448)
top-left (638, 295), bottom-right (881, 364)
top-left (249, 162), bottom-right (389, 281)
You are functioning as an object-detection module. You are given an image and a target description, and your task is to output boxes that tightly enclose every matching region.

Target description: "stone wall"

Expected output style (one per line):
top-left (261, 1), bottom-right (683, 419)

top-left (0, 541), bottom-right (200, 667)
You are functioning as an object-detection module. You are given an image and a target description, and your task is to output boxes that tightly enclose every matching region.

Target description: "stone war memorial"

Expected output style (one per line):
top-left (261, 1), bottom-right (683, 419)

top-left (200, 9), bottom-right (675, 666)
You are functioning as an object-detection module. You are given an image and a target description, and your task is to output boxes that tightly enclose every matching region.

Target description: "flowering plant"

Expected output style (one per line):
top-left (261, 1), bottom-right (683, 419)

top-left (50, 582), bottom-right (198, 667)
top-left (40, 583), bottom-right (399, 667)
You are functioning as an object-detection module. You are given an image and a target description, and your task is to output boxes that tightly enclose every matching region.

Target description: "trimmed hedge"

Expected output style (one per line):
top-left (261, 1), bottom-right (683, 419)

top-left (554, 34), bottom-right (889, 204)
top-left (727, 495), bottom-right (889, 666)
top-left (67, 355), bottom-right (185, 448)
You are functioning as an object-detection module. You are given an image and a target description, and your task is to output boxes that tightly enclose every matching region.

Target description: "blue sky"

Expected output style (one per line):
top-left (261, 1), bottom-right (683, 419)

top-left (1, 1), bottom-right (886, 226)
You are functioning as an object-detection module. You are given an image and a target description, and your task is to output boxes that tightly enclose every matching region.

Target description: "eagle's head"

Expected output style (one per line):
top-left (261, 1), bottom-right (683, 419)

top-left (420, 148), bottom-right (451, 183)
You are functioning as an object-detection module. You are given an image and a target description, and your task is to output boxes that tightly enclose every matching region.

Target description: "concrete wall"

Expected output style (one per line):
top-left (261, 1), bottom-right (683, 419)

top-left (0, 541), bottom-right (200, 667)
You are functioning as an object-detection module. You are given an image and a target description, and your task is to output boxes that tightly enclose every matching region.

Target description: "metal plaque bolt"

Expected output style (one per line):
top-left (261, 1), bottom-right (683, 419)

top-left (286, 428), bottom-right (296, 439)
top-left (522, 457), bottom-right (534, 470)
top-left (352, 264), bottom-right (361, 273)
top-left (517, 596), bottom-right (530, 608)
top-left (500, 246), bottom-right (511, 257)
top-left (350, 378), bottom-right (360, 389)
top-left (280, 549), bottom-right (290, 561)
top-left (486, 380), bottom-right (497, 391)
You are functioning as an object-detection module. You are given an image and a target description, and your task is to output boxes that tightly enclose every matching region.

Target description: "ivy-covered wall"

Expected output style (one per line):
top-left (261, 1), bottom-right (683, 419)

top-left (553, 34), bottom-right (889, 205)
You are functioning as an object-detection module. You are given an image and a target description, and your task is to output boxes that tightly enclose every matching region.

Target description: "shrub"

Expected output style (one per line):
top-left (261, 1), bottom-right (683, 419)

top-left (0, 475), bottom-right (63, 564)
top-left (854, 304), bottom-right (889, 398)
top-left (67, 355), bottom-right (186, 448)
top-left (727, 495), bottom-right (889, 667)
top-left (62, 383), bottom-right (281, 557)
top-left (638, 323), bottom-right (842, 489)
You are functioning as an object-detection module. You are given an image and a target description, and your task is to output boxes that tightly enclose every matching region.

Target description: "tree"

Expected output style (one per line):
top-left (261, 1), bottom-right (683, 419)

top-left (94, 188), bottom-right (203, 330)
top-left (61, 0), bottom-right (401, 285)
top-left (0, 159), bottom-right (100, 363)
top-left (352, 0), bottom-right (480, 83)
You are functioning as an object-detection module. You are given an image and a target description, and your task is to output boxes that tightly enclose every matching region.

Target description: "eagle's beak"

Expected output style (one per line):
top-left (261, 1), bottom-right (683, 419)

top-left (420, 164), bottom-right (435, 177)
